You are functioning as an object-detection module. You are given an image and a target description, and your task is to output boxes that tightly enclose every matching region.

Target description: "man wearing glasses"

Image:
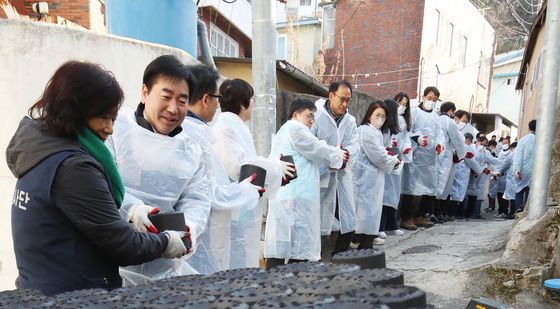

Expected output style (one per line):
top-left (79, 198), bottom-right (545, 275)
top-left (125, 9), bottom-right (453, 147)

top-left (311, 80), bottom-right (358, 257)
top-left (182, 64), bottom-right (261, 274)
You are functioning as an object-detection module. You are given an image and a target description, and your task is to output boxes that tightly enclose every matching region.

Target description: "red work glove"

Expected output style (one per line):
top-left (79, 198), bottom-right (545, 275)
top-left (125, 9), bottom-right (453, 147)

top-left (483, 168), bottom-right (491, 175)
top-left (417, 135), bottom-right (428, 147)
top-left (392, 138), bottom-right (398, 147)
top-left (403, 147), bottom-right (412, 154)
top-left (184, 225), bottom-right (193, 254)
top-left (385, 147), bottom-right (393, 156)
top-left (465, 152), bottom-right (474, 159)
top-left (516, 170), bottom-right (522, 179)
top-left (436, 144), bottom-right (443, 155)
top-left (340, 145), bottom-right (349, 169)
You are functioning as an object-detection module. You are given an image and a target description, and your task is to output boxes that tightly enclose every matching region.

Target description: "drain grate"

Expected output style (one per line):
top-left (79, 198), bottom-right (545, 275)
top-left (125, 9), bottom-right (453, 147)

top-left (402, 245), bottom-right (442, 255)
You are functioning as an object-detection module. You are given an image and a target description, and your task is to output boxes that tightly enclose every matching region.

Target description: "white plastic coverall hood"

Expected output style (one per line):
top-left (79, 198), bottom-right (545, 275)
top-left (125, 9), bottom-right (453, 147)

top-left (401, 106), bottom-right (445, 196)
top-left (383, 115), bottom-right (412, 209)
top-left (513, 133), bottom-right (535, 193)
top-left (182, 115), bottom-right (259, 274)
top-left (310, 99), bottom-right (359, 235)
top-left (436, 115), bottom-right (466, 200)
top-left (264, 120), bottom-right (344, 261)
top-left (107, 107), bottom-right (211, 279)
top-left (353, 124), bottom-right (399, 235)
top-left (212, 111), bottom-right (283, 269)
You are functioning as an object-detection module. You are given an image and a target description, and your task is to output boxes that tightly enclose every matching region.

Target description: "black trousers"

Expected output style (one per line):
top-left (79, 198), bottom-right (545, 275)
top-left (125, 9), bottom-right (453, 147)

top-left (332, 194), bottom-right (354, 255)
top-left (401, 194), bottom-right (434, 219)
top-left (265, 258), bottom-right (306, 270)
top-left (488, 194), bottom-right (496, 210)
top-left (497, 192), bottom-right (509, 214)
top-left (352, 234), bottom-right (376, 249)
top-left (380, 206), bottom-right (399, 231)
top-left (464, 195), bottom-right (477, 218)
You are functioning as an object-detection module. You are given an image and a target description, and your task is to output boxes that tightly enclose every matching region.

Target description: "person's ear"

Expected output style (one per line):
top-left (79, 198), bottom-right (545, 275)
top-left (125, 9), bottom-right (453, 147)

top-left (141, 84), bottom-right (149, 104)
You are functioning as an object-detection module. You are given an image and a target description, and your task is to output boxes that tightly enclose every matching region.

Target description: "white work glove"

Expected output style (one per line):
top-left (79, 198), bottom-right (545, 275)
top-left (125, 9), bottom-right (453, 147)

top-left (240, 173), bottom-right (265, 194)
top-left (417, 135), bottom-right (428, 147)
top-left (161, 230), bottom-right (187, 259)
top-left (279, 160), bottom-right (296, 184)
top-left (128, 204), bottom-right (160, 233)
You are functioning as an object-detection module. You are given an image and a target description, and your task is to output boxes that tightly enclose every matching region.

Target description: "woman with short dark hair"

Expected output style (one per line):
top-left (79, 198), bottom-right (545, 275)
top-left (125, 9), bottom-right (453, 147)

top-left (6, 61), bottom-right (185, 295)
top-left (212, 78), bottom-right (295, 269)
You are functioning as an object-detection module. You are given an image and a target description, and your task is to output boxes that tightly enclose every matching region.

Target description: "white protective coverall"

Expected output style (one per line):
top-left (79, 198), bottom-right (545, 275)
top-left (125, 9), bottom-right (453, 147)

top-left (107, 107), bottom-right (211, 279)
top-left (496, 148), bottom-right (511, 194)
top-left (501, 149), bottom-right (517, 200)
top-left (513, 133), bottom-right (535, 193)
top-left (382, 115), bottom-right (413, 209)
top-left (474, 145), bottom-right (500, 200)
top-left (450, 143), bottom-right (482, 202)
top-left (264, 120), bottom-right (344, 261)
top-left (212, 111), bottom-right (283, 269)
top-left (436, 115), bottom-right (466, 200)
top-left (401, 106), bottom-right (445, 196)
top-left (310, 99), bottom-right (359, 235)
top-left (353, 124), bottom-right (400, 235)
top-left (182, 115), bottom-right (260, 274)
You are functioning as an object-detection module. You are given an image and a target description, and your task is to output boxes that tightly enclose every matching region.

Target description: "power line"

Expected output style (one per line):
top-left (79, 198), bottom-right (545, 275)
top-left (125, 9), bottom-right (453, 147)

top-left (316, 67), bottom-right (420, 77)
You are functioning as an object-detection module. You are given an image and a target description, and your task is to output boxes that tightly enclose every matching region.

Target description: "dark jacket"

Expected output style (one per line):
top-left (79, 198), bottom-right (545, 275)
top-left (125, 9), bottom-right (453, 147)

top-left (6, 117), bottom-right (168, 295)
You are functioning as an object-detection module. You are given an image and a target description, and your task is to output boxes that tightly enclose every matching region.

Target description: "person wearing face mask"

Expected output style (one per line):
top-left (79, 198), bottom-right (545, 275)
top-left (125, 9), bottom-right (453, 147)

top-left (433, 104), bottom-right (467, 222)
top-left (311, 80), bottom-right (358, 256)
top-left (512, 120), bottom-right (536, 216)
top-left (106, 55), bottom-right (211, 279)
top-left (401, 86), bottom-right (445, 230)
top-left (484, 140), bottom-right (499, 213)
top-left (492, 136), bottom-right (512, 218)
top-left (378, 94), bottom-right (413, 238)
top-left (499, 142), bottom-right (518, 218)
top-left (264, 99), bottom-right (345, 268)
top-left (352, 101), bottom-right (401, 247)
top-left (449, 133), bottom-right (482, 219)
top-left (471, 136), bottom-right (500, 219)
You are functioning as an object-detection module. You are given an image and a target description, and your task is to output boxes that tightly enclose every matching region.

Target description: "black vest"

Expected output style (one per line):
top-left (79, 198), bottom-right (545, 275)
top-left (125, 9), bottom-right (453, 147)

top-left (11, 151), bottom-right (121, 295)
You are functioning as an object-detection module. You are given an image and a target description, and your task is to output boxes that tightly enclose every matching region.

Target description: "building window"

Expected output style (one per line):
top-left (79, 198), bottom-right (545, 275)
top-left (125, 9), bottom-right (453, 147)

top-left (322, 6), bottom-right (336, 49)
top-left (460, 36), bottom-right (467, 67)
top-left (300, 0), bottom-right (312, 5)
top-left (435, 9), bottom-right (441, 46)
top-left (277, 34), bottom-right (287, 60)
top-left (447, 23), bottom-right (454, 56)
top-left (210, 24), bottom-right (239, 58)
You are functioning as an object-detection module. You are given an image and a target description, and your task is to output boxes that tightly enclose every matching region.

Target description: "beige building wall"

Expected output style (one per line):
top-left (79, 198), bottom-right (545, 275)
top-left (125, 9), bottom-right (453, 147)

top-left (277, 23), bottom-right (322, 76)
top-left (0, 19), bottom-right (197, 291)
top-left (419, 0), bottom-right (495, 112)
top-left (517, 25), bottom-right (545, 138)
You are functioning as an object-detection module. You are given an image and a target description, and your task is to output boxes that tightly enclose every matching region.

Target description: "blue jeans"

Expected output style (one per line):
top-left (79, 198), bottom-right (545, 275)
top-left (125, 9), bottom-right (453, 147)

top-left (514, 186), bottom-right (530, 212)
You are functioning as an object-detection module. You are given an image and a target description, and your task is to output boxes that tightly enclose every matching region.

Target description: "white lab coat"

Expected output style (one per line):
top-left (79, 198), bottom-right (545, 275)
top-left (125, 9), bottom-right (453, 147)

top-left (401, 106), bottom-right (444, 196)
top-left (502, 150), bottom-right (517, 200)
top-left (436, 115), bottom-right (466, 200)
top-left (182, 115), bottom-right (260, 274)
top-left (107, 107), bottom-right (211, 279)
top-left (450, 144), bottom-right (482, 202)
top-left (496, 149), bottom-right (511, 193)
top-left (474, 145), bottom-right (500, 200)
top-left (353, 124), bottom-right (399, 235)
top-left (212, 112), bottom-right (283, 269)
top-left (513, 133), bottom-right (535, 192)
top-left (264, 120), bottom-right (344, 261)
top-left (382, 115), bottom-right (413, 209)
top-left (310, 99), bottom-right (359, 235)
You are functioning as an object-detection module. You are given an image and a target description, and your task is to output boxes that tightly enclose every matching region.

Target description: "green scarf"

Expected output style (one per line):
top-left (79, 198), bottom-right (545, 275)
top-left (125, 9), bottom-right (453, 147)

top-left (77, 128), bottom-right (125, 208)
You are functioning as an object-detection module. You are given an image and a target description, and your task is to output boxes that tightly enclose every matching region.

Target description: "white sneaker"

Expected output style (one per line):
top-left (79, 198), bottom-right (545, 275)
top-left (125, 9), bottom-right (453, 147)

top-left (386, 229), bottom-right (405, 236)
top-left (378, 232), bottom-right (387, 239)
top-left (349, 242), bottom-right (359, 249)
top-left (373, 238), bottom-right (385, 245)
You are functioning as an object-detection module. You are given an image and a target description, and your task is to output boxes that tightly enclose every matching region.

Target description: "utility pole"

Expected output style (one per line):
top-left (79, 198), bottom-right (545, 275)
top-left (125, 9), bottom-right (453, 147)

top-left (527, 0), bottom-right (560, 220)
top-left (252, 0), bottom-right (276, 157)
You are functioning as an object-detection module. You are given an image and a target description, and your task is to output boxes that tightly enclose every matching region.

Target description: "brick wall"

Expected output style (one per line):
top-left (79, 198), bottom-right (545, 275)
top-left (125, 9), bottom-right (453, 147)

top-left (323, 0), bottom-right (424, 100)
top-left (23, 0), bottom-right (91, 29)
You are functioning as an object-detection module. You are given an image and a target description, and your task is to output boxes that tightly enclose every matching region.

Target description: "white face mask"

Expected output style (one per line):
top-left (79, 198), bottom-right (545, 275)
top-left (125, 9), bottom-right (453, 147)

top-left (423, 100), bottom-right (435, 110)
top-left (371, 118), bottom-right (385, 129)
top-left (457, 122), bottom-right (466, 130)
top-left (398, 105), bottom-right (406, 115)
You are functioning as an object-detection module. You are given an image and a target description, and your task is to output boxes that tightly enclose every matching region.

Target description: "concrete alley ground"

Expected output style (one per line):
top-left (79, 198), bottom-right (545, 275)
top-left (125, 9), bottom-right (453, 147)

top-left (382, 215), bottom-right (514, 308)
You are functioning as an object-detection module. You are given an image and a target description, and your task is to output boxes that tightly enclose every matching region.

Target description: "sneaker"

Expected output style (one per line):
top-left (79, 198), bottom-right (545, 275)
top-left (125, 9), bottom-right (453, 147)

top-left (386, 229), bottom-right (405, 236)
top-left (349, 242), bottom-right (359, 249)
top-left (373, 238), bottom-right (385, 245)
top-left (429, 215), bottom-right (443, 224)
top-left (400, 219), bottom-right (418, 231)
top-left (495, 213), bottom-right (507, 219)
top-left (378, 232), bottom-right (387, 239)
top-left (447, 215), bottom-right (455, 221)
top-left (415, 216), bottom-right (435, 228)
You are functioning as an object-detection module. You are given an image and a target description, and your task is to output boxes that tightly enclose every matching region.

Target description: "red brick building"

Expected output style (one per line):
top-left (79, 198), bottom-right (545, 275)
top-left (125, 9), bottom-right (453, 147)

top-left (322, 0), bottom-right (424, 100)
